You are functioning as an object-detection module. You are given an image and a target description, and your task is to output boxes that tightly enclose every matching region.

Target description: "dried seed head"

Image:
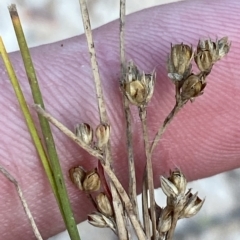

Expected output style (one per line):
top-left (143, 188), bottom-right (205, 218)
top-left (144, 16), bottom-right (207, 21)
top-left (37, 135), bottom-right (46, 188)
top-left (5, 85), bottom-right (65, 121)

top-left (124, 80), bottom-right (146, 105)
top-left (194, 49), bottom-right (213, 73)
top-left (140, 72), bottom-right (155, 104)
top-left (125, 60), bottom-right (139, 82)
top-left (160, 176), bottom-right (179, 198)
top-left (179, 192), bottom-right (205, 219)
top-left (83, 169), bottom-right (101, 192)
top-left (123, 61), bottom-right (155, 106)
top-left (168, 169), bottom-right (187, 195)
top-left (88, 212), bottom-right (108, 228)
top-left (95, 124), bottom-right (110, 149)
top-left (75, 123), bottom-right (93, 145)
top-left (180, 74), bottom-right (206, 101)
top-left (195, 37), bottom-right (230, 72)
top-left (69, 166), bottom-right (86, 190)
top-left (217, 36), bottom-right (231, 60)
top-left (101, 214), bottom-right (116, 231)
top-left (158, 207), bottom-right (172, 233)
top-left (197, 37), bottom-right (230, 62)
top-left (168, 43), bottom-right (193, 81)
top-left (88, 212), bottom-right (116, 231)
top-left (96, 192), bottom-right (113, 217)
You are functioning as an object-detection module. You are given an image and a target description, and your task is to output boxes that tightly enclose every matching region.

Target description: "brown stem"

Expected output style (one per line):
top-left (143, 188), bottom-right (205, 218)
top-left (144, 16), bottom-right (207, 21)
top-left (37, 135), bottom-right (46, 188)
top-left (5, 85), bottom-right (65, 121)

top-left (150, 100), bottom-right (187, 155)
top-left (35, 105), bottom-right (147, 240)
top-left (142, 168), bottom-right (151, 239)
top-left (0, 165), bottom-right (43, 240)
top-left (139, 106), bottom-right (157, 240)
top-left (119, 0), bottom-right (138, 219)
top-left (78, 1), bottom-right (128, 238)
top-left (166, 210), bottom-right (179, 240)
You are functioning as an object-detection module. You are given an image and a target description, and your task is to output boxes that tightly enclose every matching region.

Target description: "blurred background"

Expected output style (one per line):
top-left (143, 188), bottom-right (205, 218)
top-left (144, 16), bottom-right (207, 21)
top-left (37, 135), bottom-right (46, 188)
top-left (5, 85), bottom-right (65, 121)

top-left (0, 0), bottom-right (240, 239)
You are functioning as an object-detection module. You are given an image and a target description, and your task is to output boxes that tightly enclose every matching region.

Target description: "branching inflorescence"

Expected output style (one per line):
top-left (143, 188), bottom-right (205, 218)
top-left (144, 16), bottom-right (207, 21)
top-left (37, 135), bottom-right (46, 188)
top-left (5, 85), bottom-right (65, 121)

top-left (1, 0), bottom-right (231, 239)
top-left (35, 1), bottom-right (231, 240)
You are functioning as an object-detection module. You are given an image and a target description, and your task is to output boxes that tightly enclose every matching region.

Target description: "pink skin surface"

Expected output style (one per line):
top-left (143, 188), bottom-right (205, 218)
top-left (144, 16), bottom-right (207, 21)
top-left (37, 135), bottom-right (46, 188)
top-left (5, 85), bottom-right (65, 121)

top-left (0, 0), bottom-right (240, 239)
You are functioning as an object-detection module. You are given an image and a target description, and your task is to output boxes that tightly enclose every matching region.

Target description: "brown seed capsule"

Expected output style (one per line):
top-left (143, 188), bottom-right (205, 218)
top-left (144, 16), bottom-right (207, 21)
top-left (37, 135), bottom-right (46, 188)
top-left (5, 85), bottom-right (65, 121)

top-left (88, 212), bottom-right (116, 231)
top-left (158, 207), bottom-right (172, 233)
top-left (160, 176), bottom-right (179, 198)
top-left (180, 74), bottom-right (206, 101)
top-left (69, 166), bottom-right (86, 191)
top-left (83, 169), bottom-right (101, 192)
top-left (124, 80), bottom-right (146, 105)
top-left (88, 212), bottom-right (108, 228)
top-left (195, 37), bottom-right (230, 72)
top-left (140, 72), bottom-right (155, 104)
top-left (75, 123), bottom-right (93, 145)
top-left (95, 124), bottom-right (110, 149)
top-left (168, 169), bottom-right (187, 195)
top-left (217, 36), bottom-right (231, 60)
top-left (123, 61), bottom-right (155, 106)
top-left (168, 43), bottom-right (193, 81)
top-left (96, 193), bottom-right (113, 217)
top-left (194, 49), bottom-right (213, 73)
top-left (179, 192), bottom-right (205, 219)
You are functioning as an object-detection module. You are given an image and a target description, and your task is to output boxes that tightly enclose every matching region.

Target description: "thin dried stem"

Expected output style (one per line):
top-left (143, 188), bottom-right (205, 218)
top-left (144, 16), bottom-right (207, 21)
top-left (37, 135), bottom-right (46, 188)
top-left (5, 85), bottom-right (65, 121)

top-left (124, 102), bottom-right (138, 216)
top-left (166, 210), bottom-right (179, 240)
top-left (120, 0), bottom-right (138, 219)
top-left (150, 100), bottom-right (187, 154)
top-left (35, 105), bottom-right (103, 160)
top-left (35, 105), bottom-right (147, 240)
top-left (142, 169), bottom-right (151, 239)
top-left (78, 0), bottom-right (128, 238)
top-left (139, 107), bottom-right (157, 239)
top-left (120, 0), bottom-right (126, 78)
top-left (106, 152), bottom-right (128, 240)
top-left (0, 165), bottom-right (43, 240)
top-left (78, 0), bottom-right (107, 124)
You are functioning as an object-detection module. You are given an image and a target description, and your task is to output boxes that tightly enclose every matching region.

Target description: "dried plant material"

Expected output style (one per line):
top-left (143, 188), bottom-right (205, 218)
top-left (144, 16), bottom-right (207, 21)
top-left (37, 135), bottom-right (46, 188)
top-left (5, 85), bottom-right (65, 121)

top-left (119, 0), bottom-right (139, 224)
top-left (83, 169), bottom-right (101, 192)
top-left (96, 192), bottom-right (113, 217)
top-left (69, 166), bottom-right (86, 191)
top-left (29, 0), bottom-right (231, 237)
top-left (160, 176), bottom-right (179, 198)
top-left (216, 37), bottom-right (231, 60)
top-left (160, 170), bottom-right (205, 240)
top-left (0, 165), bottom-right (43, 240)
top-left (179, 192), bottom-right (205, 219)
top-left (157, 207), bottom-right (172, 233)
top-left (35, 104), bottom-right (103, 159)
top-left (194, 45), bottom-right (213, 73)
top-left (95, 124), bottom-right (110, 149)
top-left (168, 169), bottom-right (187, 195)
top-left (123, 59), bottom-right (157, 239)
top-left (139, 106), bottom-right (157, 239)
top-left (88, 212), bottom-right (110, 228)
top-left (35, 105), bottom-right (146, 239)
top-left (195, 37), bottom-right (231, 73)
top-left (88, 212), bottom-right (117, 233)
top-left (75, 123), bottom-right (93, 145)
top-left (167, 43), bottom-right (193, 81)
top-left (152, 36), bottom-right (230, 155)
top-left (123, 61), bottom-right (155, 106)
top-left (180, 73), bottom-right (207, 102)
top-left (142, 173), bottom-right (151, 239)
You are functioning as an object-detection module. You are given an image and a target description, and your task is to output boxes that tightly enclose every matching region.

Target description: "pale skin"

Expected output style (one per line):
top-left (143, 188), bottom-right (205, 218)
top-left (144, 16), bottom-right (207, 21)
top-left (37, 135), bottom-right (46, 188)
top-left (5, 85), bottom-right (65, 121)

top-left (0, 0), bottom-right (240, 239)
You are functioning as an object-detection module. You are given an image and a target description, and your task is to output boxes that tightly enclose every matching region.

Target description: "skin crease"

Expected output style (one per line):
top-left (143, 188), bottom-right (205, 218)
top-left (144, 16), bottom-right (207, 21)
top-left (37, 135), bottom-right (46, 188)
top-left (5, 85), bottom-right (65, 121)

top-left (0, 0), bottom-right (240, 239)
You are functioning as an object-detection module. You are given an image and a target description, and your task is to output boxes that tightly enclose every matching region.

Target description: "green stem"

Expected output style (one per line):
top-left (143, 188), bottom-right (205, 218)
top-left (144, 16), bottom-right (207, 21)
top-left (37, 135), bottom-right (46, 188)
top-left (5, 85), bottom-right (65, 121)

top-left (8, 4), bottom-right (80, 240)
